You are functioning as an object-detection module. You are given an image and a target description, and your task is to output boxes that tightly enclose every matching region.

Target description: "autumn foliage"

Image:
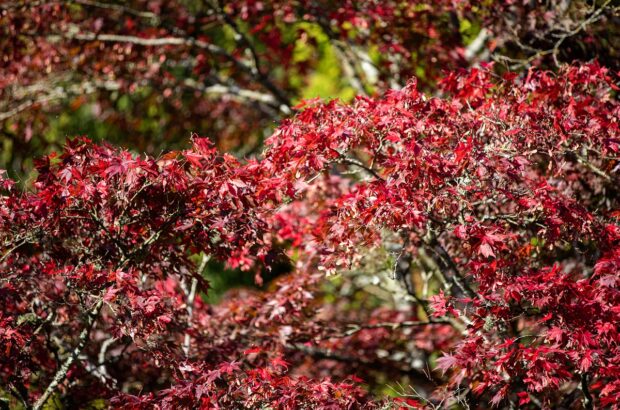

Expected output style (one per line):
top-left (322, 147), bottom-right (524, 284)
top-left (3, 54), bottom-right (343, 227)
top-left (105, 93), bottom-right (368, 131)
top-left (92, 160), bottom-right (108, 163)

top-left (1, 1), bottom-right (620, 409)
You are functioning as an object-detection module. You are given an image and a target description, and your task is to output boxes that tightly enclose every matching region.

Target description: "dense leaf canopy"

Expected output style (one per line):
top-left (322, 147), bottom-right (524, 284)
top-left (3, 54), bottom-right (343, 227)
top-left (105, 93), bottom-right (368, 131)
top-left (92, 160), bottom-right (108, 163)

top-left (1, 1), bottom-right (619, 409)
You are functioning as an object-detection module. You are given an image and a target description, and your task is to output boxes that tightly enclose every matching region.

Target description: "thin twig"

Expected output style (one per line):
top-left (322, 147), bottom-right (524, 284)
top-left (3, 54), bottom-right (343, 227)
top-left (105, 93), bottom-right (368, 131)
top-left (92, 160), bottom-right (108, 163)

top-left (339, 157), bottom-right (385, 181)
top-left (183, 254), bottom-right (210, 357)
top-left (340, 319), bottom-right (451, 337)
top-left (69, 0), bottom-right (159, 20)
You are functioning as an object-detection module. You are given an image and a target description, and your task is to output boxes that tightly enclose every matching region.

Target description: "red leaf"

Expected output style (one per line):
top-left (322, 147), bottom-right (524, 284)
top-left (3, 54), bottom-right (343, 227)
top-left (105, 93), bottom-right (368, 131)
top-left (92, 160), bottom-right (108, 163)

top-left (435, 353), bottom-right (458, 374)
top-left (478, 242), bottom-right (495, 258)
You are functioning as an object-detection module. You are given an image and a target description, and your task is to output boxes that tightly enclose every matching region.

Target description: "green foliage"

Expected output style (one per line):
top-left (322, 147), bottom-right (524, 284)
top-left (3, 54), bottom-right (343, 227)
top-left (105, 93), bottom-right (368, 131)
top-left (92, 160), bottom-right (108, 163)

top-left (291, 22), bottom-right (357, 102)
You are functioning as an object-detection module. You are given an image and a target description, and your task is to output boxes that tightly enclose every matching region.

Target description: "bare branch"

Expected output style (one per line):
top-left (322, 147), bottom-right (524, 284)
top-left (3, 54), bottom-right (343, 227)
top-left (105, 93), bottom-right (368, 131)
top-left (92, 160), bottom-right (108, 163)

top-left (183, 254), bottom-right (210, 357)
top-left (57, 31), bottom-right (292, 109)
top-left (424, 234), bottom-right (476, 300)
top-left (0, 80), bottom-right (121, 122)
top-left (339, 157), bottom-right (385, 181)
top-left (493, 0), bottom-right (616, 69)
top-left (581, 373), bottom-right (594, 410)
top-left (0, 0), bottom-right (48, 10)
top-left (69, 0), bottom-right (159, 20)
top-left (464, 28), bottom-right (489, 61)
top-left (341, 319), bottom-right (451, 337)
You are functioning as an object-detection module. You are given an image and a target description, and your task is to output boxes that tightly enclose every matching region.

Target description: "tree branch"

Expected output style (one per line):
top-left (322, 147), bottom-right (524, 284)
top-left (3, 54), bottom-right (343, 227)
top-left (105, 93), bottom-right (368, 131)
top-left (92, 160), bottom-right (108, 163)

top-left (183, 254), bottom-right (210, 357)
top-left (62, 31), bottom-right (291, 109)
top-left (286, 343), bottom-right (436, 388)
top-left (69, 0), bottom-right (159, 20)
top-left (33, 298), bottom-right (103, 410)
top-left (32, 209), bottom-right (182, 408)
top-left (0, 80), bottom-right (121, 123)
top-left (493, 0), bottom-right (616, 69)
top-left (423, 229), bottom-right (476, 300)
top-left (340, 319), bottom-right (451, 337)
top-left (581, 372), bottom-right (593, 410)
top-left (339, 157), bottom-right (385, 181)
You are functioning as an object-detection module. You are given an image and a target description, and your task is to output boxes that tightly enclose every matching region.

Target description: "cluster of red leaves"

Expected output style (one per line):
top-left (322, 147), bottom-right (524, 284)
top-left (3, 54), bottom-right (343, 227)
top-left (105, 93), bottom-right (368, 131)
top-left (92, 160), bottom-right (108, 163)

top-left (113, 360), bottom-right (374, 409)
top-left (0, 136), bottom-right (274, 406)
top-left (264, 63), bottom-right (620, 407)
top-left (0, 0), bottom-right (280, 152)
top-left (0, 0), bottom-right (467, 95)
top-left (2, 63), bottom-right (620, 408)
top-left (0, 133), bottom-right (388, 407)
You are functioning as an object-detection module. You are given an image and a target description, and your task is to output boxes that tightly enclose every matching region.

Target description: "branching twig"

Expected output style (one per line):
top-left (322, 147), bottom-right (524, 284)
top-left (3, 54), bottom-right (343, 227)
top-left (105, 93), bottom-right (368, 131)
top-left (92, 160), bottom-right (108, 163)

top-left (339, 157), bottom-right (385, 181)
top-left (424, 235), bottom-right (476, 300)
top-left (494, 0), bottom-right (616, 69)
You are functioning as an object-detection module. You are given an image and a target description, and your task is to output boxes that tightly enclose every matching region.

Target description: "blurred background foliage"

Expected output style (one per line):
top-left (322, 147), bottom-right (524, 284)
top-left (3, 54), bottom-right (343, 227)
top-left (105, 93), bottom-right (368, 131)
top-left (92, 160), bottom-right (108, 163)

top-left (4, 0), bottom-right (618, 182)
top-left (0, 18), bottom-right (359, 179)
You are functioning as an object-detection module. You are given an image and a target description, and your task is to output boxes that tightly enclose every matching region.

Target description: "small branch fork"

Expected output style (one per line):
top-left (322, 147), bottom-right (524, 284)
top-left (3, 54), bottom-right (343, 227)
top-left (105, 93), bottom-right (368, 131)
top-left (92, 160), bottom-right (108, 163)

top-left (333, 155), bottom-right (476, 303)
top-left (338, 157), bottom-right (385, 181)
